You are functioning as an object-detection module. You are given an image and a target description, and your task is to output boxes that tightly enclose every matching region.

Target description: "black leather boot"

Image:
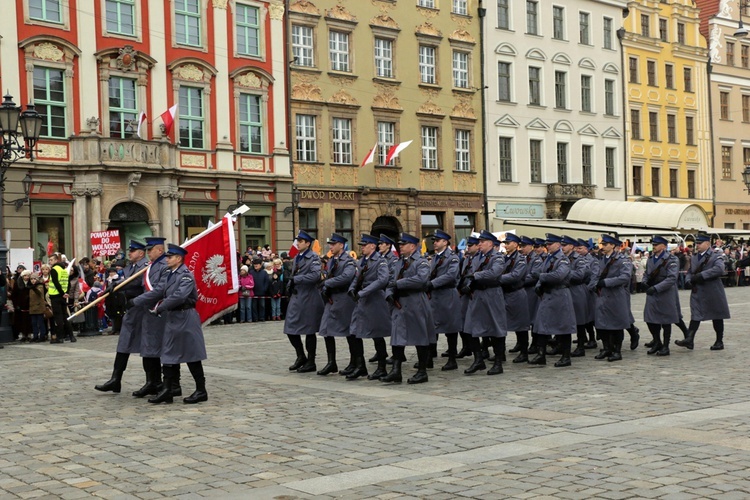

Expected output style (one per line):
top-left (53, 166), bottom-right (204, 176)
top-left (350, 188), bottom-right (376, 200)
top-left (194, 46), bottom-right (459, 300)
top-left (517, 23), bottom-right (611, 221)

top-left (441, 343), bottom-right (458, 371)
top-left (647, 331), bottom-right (662, 355)
top-left (368, 354), bottom-right (379, 363)
top-left (368, 358), bottom-right (387, 380)
top-left (380, 358), bottom-right (402, 383)
top-left (339, 354), bottom-right (355, 375)
top-left (148, 368), bottom-right (174, 404)
top-left (457, 333), bottom-right (472, 358)
top-left (95, 368), bottom-right (124, 393)
top-left (317, 352), bottom-right (339, 375)
top-left (555, 340), bottom-right (572, 367)
top-left (408, 346), bottom-right (429, 384)
top-left (289, 355), bottom-right (307, 371)
top-left (512, 344), bottom-right (528, 363)
top-left (594, 332), bottom-right (612, 360)
top-left (132, 370), bottom-right (160, 398)
top-left (628, 325), bottom-right (640, 350)
top-left (346, 356), bottom-right (368, 380)
top-left (464, 346), bottom-right (486, 374)
top-left (508, 342), bottom-right (521, 353)
top-left (657, 330), bottom-right (670, 356)
top-left (711, 331), bottom-right (724, 351)
top-left (528, 350), bottom-right (546, 366)
top-left (184, 377), bottom-right (208, 404)
top-left (675, 330), bottom-right (695, 350)
top-left (297, 358), bottom-right (317, 373)
top-left (608, 340), bottom-right (623, 362)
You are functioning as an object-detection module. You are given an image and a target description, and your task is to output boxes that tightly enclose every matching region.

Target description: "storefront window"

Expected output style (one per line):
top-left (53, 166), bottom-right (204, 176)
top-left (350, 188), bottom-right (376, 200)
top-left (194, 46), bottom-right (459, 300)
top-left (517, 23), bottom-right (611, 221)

top-left (335, 209), bottom-right (354, 246)
top-left (181, 204), bottom-right (217, 240)
top-left (242, 207), bottom-right (271, 251)
top-left (455, 213), bottom-right (475, 243)
top-left (299, 208), bottom-right (318, 241)
top-left (421, 212), bottom-right (443, 254)
top-left (32, 202), bottom-right (72, 261)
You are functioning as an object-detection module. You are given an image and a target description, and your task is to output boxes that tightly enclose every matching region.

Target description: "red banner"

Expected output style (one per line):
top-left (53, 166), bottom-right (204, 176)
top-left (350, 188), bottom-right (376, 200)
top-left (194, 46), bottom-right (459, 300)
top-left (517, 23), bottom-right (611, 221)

top-left (90, 230), bottom-right (121, 256)
top-left (183, 214), bottom-right (239, 325)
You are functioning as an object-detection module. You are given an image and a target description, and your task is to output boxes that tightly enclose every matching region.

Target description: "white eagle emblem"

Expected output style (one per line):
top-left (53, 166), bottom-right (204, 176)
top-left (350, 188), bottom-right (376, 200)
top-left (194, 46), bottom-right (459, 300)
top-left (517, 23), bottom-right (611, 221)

top-left (202, 254), bottom-right (228, 286)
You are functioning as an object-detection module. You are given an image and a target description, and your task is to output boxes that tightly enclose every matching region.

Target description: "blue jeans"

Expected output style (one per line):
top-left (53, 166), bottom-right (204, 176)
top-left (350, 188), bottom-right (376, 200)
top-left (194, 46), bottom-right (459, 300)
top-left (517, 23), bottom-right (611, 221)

top-left (271, 298), bottom-right (281, 317)
top-left (239, 296), bottom-right (252, 322)
top-left (252, 297), bottom-right (265, 322)
top-left (31, 314), bottom-right (46, 339)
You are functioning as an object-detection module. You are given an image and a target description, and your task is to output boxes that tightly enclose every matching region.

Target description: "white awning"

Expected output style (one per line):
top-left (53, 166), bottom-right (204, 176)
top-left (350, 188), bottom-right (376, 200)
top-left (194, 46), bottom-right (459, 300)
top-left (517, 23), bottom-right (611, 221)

top-left (494, 219), bottom-right (682, 243)
top-left (565, 199), bottom-right (710, 231)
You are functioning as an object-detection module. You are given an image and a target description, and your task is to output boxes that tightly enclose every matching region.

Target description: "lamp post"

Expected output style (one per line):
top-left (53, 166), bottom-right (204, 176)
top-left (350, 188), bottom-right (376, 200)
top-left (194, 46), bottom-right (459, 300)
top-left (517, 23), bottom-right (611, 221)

top-left (0, 93), bottom-right (43, 343)
top-left (735, 1), bottom-right (750, 38)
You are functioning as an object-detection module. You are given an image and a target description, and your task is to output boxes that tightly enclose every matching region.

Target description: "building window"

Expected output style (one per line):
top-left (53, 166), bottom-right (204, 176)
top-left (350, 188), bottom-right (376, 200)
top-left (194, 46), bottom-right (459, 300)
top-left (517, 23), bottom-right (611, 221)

top-left (455, 213), bottom-right (475, 243)
top-left (581, 75), bottom-right (592, 112)
top-left (659, 18), bottom-right (667, 42)
top-left (685, 116), bottom-right (695, 145)
top-left (670, 168), bottom-right (678, 198)
top-left (498, 137), bottom-right (512, 181)
top-left (683, 67), bottom-right (692, 92)
top-left (421, 213), bottom-right (443, 252)
top-left (579, 12), bottom-right (590, 45)
top-left (298, 208), bottom-right (318, 240)
top-left (605, 147), bottom-right (615, 188)
top-left (727, 42), bottom-right (735, 66)
top-left (651, 167), bottom-right (660, 197)
top-left (629, 57), bottom-right (638, 83)
top-left (377, 121), bottom-right (395, 165)
top-left (603, 17), bottom-right (613, 49)
top-left (108, 76), bottom-right (137, 139)
top-left (527, 67), bottom-right (542, 106)
top-left (744, 95), bottom-right (750, 122)
top-left (498, 62), bottom-right (511, 101)
top-left (665, 63), bottom-right (674, 88)
top-left (581, 145), bottom-right (592, 185)
top-left (452, 0), bottom-right (468, 15)
top-left (554, 71), bottom-right (567, 109)
top-left (30, 0), bottom-right (62, 23)
top-left (33, 67), bottom-right (66, 139)
top-left (236, 4), bottom-right (260, 57)
top-left (526, 1), bottom-right (539, 35)
top-left (633, 165), bottom-right (642, 196)
top-left (744, 147), bottom-right (750, 168)
top-left (106, 0), bottom-right (135, 35)
top-left (743, 45), bottom-right (749, 68)
top-left (453, 51), bottom-right (470, 88)
top-left (687, 170), bottom-right (695, 198)
top-left (605, 79), bottom-right (615, 115)
top-left (295, 114), bottom-right (317, 162)
top-left (497, 0), bottom-right (509, 29)
top-left (722, 146), bottom-right (733, 179)
top-left (647, 60), bottom-right (656, 86)
top-left (239, 93), bottom-right (262, 153)
top-left (631, 109), bottom-right (641, 140)
top-left (418, 0), bottom-right (435, 7)
top-left (677, 23), bottom-right (685, 44)
top-left (331, 118), bottom-right (352, 164)
top-left (649, 111), bottom-right (659, 141)
top-left (329, 31), bottom-right (350, 72)
top-left (421, 126), bottom-right (439, 169)
top-left (556, 143), bottom-right (568, 183)
top-left (530, 139), bottom-right (542, 183)
top-left (553, 6), bottom-right (565, 40)
top-left (178, 86), bottom-right (204, 149)
top-left (667, 114), bottom-right (677, 143)
top-left (455, 130), bottom-right (471, 171)
top-left (374, 38), bottom-right (393, 78)
top-left (419, 45), bottom-right (436, 84)
top-left (292, 25), bottom-right (315, 67)
top-left (641, 14), bottom-right (650, 37)
top-left (720, 92), bottom-right (730, 120)
top-left (335, 210), bottom-right (354, 246)
top-left (175, 0), bottom-right (202, 47)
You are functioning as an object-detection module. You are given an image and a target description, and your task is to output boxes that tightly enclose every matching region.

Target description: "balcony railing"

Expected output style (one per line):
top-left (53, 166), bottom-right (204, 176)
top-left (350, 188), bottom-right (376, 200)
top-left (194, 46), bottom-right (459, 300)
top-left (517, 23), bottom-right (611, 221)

top-left (70, 136), bottom-right (175, 168)
top-left (545, 183), bottom-right (595, 201)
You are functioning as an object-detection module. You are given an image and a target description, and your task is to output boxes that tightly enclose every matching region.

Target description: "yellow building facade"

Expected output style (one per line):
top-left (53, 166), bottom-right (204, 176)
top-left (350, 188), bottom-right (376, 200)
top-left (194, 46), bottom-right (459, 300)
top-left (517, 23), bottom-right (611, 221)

top-left (288, 0), bottom-right (484, 249)
top-left (623, 0), bottom-right (713, 218)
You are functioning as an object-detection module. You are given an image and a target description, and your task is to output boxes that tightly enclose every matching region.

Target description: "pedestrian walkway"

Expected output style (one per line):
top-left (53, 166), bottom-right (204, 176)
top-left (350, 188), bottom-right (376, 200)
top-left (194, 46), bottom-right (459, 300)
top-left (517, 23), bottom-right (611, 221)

top-left (1, 288), bottom-right (750, 499)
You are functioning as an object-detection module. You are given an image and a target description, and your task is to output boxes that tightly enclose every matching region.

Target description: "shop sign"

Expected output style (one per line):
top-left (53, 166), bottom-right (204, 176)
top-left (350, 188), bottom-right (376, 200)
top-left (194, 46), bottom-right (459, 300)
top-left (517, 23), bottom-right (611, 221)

top-left (300, 190), bottom-right (356, 201)
top-left (495, 203), bottom-right (545, 219)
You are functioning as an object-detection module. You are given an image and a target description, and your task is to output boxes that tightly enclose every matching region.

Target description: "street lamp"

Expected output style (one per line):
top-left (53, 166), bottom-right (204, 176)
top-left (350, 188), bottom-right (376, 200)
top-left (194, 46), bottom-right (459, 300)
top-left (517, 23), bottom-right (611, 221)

top-left (735, 1), bottom-right (750, 38)
top-left (742, 165), bottom-right (750, 190)
top-left (0, 93), bottom-right (42, 343)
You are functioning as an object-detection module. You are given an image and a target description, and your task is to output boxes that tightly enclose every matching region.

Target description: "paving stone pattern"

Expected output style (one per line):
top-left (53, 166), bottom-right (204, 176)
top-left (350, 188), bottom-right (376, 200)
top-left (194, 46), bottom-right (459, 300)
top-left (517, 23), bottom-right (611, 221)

top-left (2, 289), bottom-right (750, 499)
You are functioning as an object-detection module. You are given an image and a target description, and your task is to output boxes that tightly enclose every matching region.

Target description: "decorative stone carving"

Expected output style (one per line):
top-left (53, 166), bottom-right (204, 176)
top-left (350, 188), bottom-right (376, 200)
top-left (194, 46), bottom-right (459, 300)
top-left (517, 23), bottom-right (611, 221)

top-left (159, 188), bottom-right (182, 200)
top-left (212, 0), bottom-right (228, 8)
top-left (420, 87), bottom-right (439, 99)
top-left (86, 116), bottom-right (101, 132)
top-left (116, 45), bottom-right (137, 71)
top-left (330, 75), bottom-right (355, 87)
top-left (415, 22), bottom-right (442, 37)
top-left (370, 14), bottom-right (399, 30)
top-left (376, 168), bottom-right (401, 189)
top-left (718, 0), bottom-right (732, 18)
top-left (453, 174), bottom-right (477, 193)
top-left (241, 158), bottom-right (265, 171)
top-left (449, 29), bottom-right (476, 44)
top-left (175, 64), bottom-right (204, 82)
top-left (331, 166), bottom-right (358, 186)
top-left (181, 154), bottom-right (206, 167)
top-left (33, 43), bottom-right (64, 62)
top-left (451, 98), bottom-right (476, 120)
top-left (709, 24), bottom-right (723, 63)
top-left (371, 0), bottom-right (395, 11)
top-left (450, 14), bottom-right (472, 26)
top-left (420, 171), bottom-right (444, 190)
top-left (325, 4), bottom-right (357, 22)
top-left (416, 6), bottom-right (438, 19)
top-left (269, 1), bottom-right (285, 20)
top-left (290, 0), bottom-right (320, 16)
top-left (372, 84), bottom-right (402, 110)
top-left (237, 72), bottom-right (262, 88)
top-left (328, 89), bottom-right (359, 106)
top-left (291, 82), bottom-right (323, 101)
top-left (417, 100), bottom-right (444, 117)
top-left (38, 144), bottom-right (68, 159)
top-left (128, 172), bottom-right (142, 201)
top-left (294, 164), bottom-right (324, 185)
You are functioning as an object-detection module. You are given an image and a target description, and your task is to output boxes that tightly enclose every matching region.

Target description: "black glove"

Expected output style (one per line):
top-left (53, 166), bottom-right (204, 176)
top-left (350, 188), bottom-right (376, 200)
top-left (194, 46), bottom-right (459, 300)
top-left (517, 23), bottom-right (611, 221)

top-left (105, 281), bottom-right (116, 294)
top-left (126, 298), bottom-right (135, 309)
top-left (692, 274), bottom-right (705, 284)
top-left (385, 294), bottom-right (396, 306)
top-left (285, 280), bottom-right (296, 296)
top-left (535, 286), bottom-right (544, 297)
top-left (320, 287), bottom-right (331, 301)
top-left (646, 287), bottom-right (656, 296)
top-left (597, 279), bottom-right (606, 289)
top-left (425, 281), bottom-right (434, 292)
top-left (569, 278), bottom-right (581, 286)
top-left (348, 289), bottom-right (359, 302)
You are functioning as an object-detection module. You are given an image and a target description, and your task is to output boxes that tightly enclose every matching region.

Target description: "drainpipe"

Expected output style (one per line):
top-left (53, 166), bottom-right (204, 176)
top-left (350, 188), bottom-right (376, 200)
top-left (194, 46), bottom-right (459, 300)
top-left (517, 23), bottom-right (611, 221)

top-left (617, 23), bottom-right (628, 202)
top-left (706, 57), bottom-right (716, 227)
top-left (284, 0), bottom-right (296, 234)
top-left (478, 1), bottom-right (490, 230)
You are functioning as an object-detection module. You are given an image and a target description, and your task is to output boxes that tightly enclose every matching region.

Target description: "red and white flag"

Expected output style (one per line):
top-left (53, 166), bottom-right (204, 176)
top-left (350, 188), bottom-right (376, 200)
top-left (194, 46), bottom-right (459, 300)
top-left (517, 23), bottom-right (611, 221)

top-left (160, 104), bottom-right (178, 136)
top-left (136, 111), bottom-right (147, 139)
top-left (287, 239), bottom-right (300, 259)
top-left (385, 140), bottom-right (412, 164)
top-left (360, 143), bottom-right (378, 167)
top-left (182, 213), bottom-right (240, 325)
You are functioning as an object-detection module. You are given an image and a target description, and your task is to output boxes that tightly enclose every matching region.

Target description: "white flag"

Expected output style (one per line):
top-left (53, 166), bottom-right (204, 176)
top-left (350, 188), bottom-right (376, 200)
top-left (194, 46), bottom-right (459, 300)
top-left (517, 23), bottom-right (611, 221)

top-left (136, 111), bottom-right (147, 139)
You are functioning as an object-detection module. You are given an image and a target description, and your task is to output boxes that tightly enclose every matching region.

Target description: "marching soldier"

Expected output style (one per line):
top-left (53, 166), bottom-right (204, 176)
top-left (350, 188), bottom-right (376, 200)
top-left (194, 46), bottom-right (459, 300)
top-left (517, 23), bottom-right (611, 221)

top-left (382, 233), bottom-right (435, 384)
top-left (513, 236), bottom-right (542, 361)
top-left (590, 234), bottom-right (632, 362)
top-left (499, 233), bottom-right (529, 365)
top-left (462, 230), bottom-right (507, 375)
top-left (95, 240), bottom-right (150, 394)
top-left (456, 235), bottom-right (480, 360)
top-left (563, 236), bottom-right (591, 357)
top-left (348, 234), bottom-right (391, 380)
top-left (134, 244), bottom-right (208, 404)
top-left (284, 231), bottom-right (325, 373)
top-left (425, 230), bottom-right (462, 371)
top-left (369, 234), bottom-right (399, 365)
top-left (530, 234), bottom-right (576, 367)
top-left (676, 234), bottom-right (731, 351)
top-left (317, 234), bottom-right (357, 377)
top-left (575, 239), bottom-right (599, 350)
top-left (528, 237), bottom-right (547, 354)
top-left (642, 235), bottom-right (680, 356)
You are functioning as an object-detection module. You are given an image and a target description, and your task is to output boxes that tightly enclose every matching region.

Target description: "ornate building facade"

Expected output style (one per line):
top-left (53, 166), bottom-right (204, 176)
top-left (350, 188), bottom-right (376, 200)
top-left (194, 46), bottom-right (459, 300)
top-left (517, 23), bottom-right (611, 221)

top-left (3, 0), bottom-right (292, 260)
top-left (289, 0), bottom-right (484, 248)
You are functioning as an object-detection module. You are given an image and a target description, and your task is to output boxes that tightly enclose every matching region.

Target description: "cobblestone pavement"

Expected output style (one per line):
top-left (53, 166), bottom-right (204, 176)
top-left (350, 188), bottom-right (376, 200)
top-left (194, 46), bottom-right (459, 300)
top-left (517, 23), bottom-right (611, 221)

top-left (2, 288), bottom-right (750, 499)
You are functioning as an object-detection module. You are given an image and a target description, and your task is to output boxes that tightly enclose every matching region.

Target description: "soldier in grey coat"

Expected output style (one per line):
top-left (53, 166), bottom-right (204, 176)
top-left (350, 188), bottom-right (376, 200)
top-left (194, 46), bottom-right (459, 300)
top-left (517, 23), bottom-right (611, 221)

top-left (590, 234), bottom-right (633, 362)
top-left (499, 233), bottom-right (529, 364)
top-left (368, 234), bottom-right (400, 365)
top-left (426, 230), bottom-right (462, 371)
top-left (382, 233), bottom-right (435, 385)
top-left (576, 239), bottom-right (599, 350)
top-left (134, 244), bottom-right (208, 405)
top-left (509, 236), bottom-right (540, 361)
top-left (94, 240), bottom-right (150, 395)
top-left (642, 236), bottom-right (681, 356)
top-left (462, 230), bottom-right (507, 375)
top-left (349, 234), bottom-right (391, 380)
top-left (676, 234), bottom-right (731, 351)
top-left (317, 233), bottom-right (357, 377)
top-left (456, 236), bottom-right (480, 360)
top-left (564, 236), bottom-right (591, 357)
top-left (284, 230), bottom-right (325, 373)
top-left (530, 234), bottom-right (576, 367)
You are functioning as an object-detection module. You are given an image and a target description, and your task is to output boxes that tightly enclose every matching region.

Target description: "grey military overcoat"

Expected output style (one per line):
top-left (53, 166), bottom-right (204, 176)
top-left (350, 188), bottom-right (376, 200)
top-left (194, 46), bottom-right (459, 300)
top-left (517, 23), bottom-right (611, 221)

top-left (567, 252), bottom-right (592, 325)
top-left (534, 250), bottom-right (576, 336)
top-left (349, 251), bottom-right (391, 339)
top-left (687, 251), bottom-right (731, 321)
top-left (524, 252), bottom-right (543, 329)
top-left (319, 253), bottom-right (357, 337)
top-left (464, 249), bottom-right (507, 338)
top-left (139, 255), bottom-right (169, 358)
top-left (583, 253), bottom-right (598, 324)
top-left (284, 251), bottom-right (325, 336)
top-left (499, 250), bottom-right (529, 332)
top-left (386, 253), bottom-right (436, 346)
top-left (642, 252), bottom-right (681, 325)
top-left (457, 253), bottom-right (476, 321)
top-left (116, 255), bottom-right (150, 354)
top-left (428, 247), bottom-right (462, 333)
top-left (590, 252), bottom-right (633, 330)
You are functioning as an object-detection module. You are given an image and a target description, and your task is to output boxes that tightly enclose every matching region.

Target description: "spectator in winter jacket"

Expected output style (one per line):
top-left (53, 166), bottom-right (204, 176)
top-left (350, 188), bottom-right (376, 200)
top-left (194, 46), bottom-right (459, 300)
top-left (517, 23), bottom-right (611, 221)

top-left (28, 273), bottom-right (48, 342)
top-left (250, 259), bottom-right (269, 322)
top-left (238, 265), bottom-right (255, 323)
top-left (269, 271), bottom-right (284, 320)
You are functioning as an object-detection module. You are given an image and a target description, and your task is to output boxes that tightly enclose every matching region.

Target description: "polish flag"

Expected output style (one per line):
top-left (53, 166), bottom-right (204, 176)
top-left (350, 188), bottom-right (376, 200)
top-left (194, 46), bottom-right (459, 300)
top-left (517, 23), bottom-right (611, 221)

top-left (136, 111), bottom-right (147, 139)
top-left (385, 140), bottom-right (412, 164)
top-left (360, 143), bottom-right (378, 167)
top-left (287, 239), bottom-right (300, 259)
top-left (160, 104), bottom-right (178, 136)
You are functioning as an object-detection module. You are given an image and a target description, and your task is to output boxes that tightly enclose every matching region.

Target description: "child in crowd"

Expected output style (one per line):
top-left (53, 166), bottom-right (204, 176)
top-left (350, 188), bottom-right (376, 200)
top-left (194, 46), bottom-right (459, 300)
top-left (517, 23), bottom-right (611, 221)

top-left (269, 270), bottom-right (283, 320)
top-left (28, 273), bottom-right (48, 342)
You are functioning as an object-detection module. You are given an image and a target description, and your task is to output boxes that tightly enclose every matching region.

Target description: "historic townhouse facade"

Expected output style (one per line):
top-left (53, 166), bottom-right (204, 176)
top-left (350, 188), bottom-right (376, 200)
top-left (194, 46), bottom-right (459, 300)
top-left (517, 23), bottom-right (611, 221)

top-left (698, 0), bottom-right (750, 229)
top-left (622, 0), bottom-right (713, 217)
top-left (3, 0), bottom-right (291, 260)
top-left (289, 0), bottom-right (484, 248)
top-left (486, 0), bottom-right (628, 228)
